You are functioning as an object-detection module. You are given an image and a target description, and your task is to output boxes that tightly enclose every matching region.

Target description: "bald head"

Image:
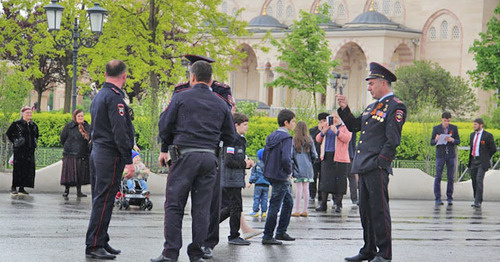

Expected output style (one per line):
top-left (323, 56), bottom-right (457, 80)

top-left (105, 60), bottom-right (126, 77)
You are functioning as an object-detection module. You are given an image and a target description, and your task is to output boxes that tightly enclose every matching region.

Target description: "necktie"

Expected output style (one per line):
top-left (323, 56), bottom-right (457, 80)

top-left (472, 132), bottom-right (479, 156)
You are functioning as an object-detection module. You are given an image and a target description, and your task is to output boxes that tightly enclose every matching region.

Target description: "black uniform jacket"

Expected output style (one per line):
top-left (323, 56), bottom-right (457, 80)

top-left (430, 124), bottom-right (460, 158)
top-left (159, 83), bottom-right (236, 152)
top-left (468, 130), bottom-right (497, 169)
top-left (338, 95), bottom-right (406, 174)
top-left (173, 80), bottom-right (232, 108)
top-left (90, 82), bottom-right (135, 164)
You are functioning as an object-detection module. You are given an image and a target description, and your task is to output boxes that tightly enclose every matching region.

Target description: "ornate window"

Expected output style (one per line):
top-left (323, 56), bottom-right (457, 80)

top-left (452, 26), bottom-right (460, 40)
top-left (276, 0), bottom-right (284, 18)
top-left (221, 1), bottom-right (228, 14)
top-left (394, 1), bottom-right (402, 15)
top-left (286, 5), bottom-right (294, 18)
top-left (373, 2), bottom-right (379, 11)
top-left (338, 4), bottom-right (345, 17)
top-left (328, 0), bottom-right (335, 18)
top-left (429, 27), bottom-right (436, 40)
top-left (383, 0), bottom-right (390, 15)
top-left (267, 6), bottom-right (273, 16)
top-left (441, 20), bottom-right (448, 39)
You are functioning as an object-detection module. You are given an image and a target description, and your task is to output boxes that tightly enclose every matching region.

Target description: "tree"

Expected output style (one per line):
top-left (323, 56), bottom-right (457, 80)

top-left (81, 0), bottom-right (249, 148)
top-left (266, 6), bottom-right (339, 111)
top-left (0, 0), bottom-right (65, 113)
top-left (394, 60), bottom-right (477, 117)
top-left (468, 2), bottom-right (500, 103)
top-left (0, 63), bottom-right (32, 170)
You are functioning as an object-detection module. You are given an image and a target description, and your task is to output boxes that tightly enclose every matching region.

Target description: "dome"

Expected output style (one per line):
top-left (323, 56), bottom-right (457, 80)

top-left (344, 11), bottom-right (399, 29)
top-left (314, 14), bottom-right (341, 29)
top-left (248, 15), bottom-right (287, 29)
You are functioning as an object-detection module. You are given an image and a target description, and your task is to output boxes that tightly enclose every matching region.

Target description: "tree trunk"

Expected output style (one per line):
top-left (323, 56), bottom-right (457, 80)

top-left (37, 90), bottom-right (43, 113)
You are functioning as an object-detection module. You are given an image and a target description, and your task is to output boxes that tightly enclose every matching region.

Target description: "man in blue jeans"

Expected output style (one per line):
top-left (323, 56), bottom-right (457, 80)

top-left (261, 109), bottom-right (296, 245)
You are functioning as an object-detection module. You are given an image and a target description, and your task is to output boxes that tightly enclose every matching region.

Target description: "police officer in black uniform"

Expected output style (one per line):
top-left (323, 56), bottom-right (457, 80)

top-left (339, 62), bottom-right (406, 262)
top-left (171, 54), bottom-right (234, 259)
top-left (85, 60), bottom-right (136, 259)
top-left (153, 60), bottom-right (236, 262)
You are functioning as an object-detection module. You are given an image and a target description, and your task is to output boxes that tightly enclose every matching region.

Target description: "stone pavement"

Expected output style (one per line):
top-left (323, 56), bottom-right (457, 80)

top-left (0, 193), bottom-right (499, 262)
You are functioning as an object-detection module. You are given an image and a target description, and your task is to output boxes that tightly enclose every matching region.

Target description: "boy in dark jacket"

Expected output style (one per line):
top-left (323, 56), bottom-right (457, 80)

top-left (220, 112), bottom-right (255, 245)
top-left (262, 109), bottom-right (296, 245)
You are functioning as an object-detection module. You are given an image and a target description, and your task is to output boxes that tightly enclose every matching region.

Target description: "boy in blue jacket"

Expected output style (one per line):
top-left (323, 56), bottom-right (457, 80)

top-left (248, 148), bottom-right (270, 218)
top-left (262, 109), bottom-right (296, 245)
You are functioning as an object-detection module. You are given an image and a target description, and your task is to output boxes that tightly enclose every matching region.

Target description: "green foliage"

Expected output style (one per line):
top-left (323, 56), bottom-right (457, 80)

top-left (266, 5), bottom-right (339, 111)
top-left (468, 2), bottom-right (500, 102)
top-left (394, 60), bottom-right (477, 117)
top-left (481, 107), bottom-right (500, 129)
top-left (236, 101), bottom-right (259, 118)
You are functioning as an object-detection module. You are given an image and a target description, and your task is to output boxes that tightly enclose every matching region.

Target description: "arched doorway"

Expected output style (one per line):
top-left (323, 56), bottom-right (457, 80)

top-left (334, 42), bottom-right (367, 111)
top-left (391, 43), bottom-right (413, 70)
top-left (233, 44), bottom-right (260, 101)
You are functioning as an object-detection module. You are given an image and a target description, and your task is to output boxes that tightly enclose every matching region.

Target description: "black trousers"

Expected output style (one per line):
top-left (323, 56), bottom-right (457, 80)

top-left (162, 152), bottom-right (217, 260)
top-left (309, 161), bottom-right (321, 199)
top-left (85, 150), bottom-right (124, 250)
top-left (358, 168), bottom-right (392, 260)
top-left (347, 162), bottom-right (358, 202)
top-left (469, 158), bottom-right (486, 204)
top-left (204, 168), bottom-right (222, 249)
top-left (219, 187), bottom-right (242, 239)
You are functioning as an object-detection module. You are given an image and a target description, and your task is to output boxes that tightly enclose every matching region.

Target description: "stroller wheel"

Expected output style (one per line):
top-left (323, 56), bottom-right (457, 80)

top-left (147, 200), bottom-right (153, 211)
top-left (117, 201), bottom-right (123, 210)
top-left (123, 200), bottom-right (130, 210)
top-left (139, 201), bottom-right (147, 210)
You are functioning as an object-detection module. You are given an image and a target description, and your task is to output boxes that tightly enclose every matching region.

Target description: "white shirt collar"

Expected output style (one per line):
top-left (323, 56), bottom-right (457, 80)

top-left (378, 92), bottom-right (394, 102)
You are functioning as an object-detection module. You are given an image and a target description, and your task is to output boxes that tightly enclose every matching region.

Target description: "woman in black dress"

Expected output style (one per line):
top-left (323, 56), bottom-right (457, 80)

top-left (60, 109), bottom-right (91, 197)
top-left (6, 106), bottom-right (39, 195)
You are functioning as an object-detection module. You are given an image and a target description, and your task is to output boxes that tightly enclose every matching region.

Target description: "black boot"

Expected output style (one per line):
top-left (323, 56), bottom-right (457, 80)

top-left (63, 186), bottom-right (69, 197)
top-left (76, 185), bottom-right (87, 197)
top-left (315, 193), bottom-right (328, 211)
top-left (334, 195), bottom-right (343, 213)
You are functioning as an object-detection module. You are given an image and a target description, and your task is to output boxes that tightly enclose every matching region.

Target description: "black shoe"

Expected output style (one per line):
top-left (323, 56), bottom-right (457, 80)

top-left (62, 191), bottom-right (69, 197)
top-left (85, 247), bottom-right (116, 260)
top-left (190, 258), bottom-right (205, 262)
top-left (201, 247), bottom-right (213, 259)
top-left (104, 244), bottom-right (121, 255)
top-left (275, 233), bottom-right (295, 241)
top-left (262, 238), bottom-right (282, 245)
top-left (471, 203), bottom-right (481, 208)
top-left (10, 188), bottom-right (18, 195)
top-left (315, 205), bottom-right (327, 212)
top-left (344, 253), bottom-right (375, 262)
top-left (369, 256), bottom-right (391, 262)
top-left (228, 237), bottom-right (251, 245)
top-left (335, 206), bottom-right (342, 213)
top-left (447, 200), bottom-right (453, 206)
top-left (18, 188), bottom-right (29, 195)
top-left (151, 254), bottom-right (177, 262)
top-left (77, 192), bottom-right (87, 197)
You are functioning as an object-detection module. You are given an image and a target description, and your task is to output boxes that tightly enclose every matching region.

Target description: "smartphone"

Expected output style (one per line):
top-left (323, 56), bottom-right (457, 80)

top-left (327, 115), bottom-right (333, 126)
top-left (339, 86), bottom-right (343, 95)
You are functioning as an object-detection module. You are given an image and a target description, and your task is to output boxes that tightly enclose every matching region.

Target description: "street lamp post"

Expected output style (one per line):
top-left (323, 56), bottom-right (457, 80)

top-left (44, 0), bottom-right (107, 113)
top-left (331, 73), bottom-right (340, 107)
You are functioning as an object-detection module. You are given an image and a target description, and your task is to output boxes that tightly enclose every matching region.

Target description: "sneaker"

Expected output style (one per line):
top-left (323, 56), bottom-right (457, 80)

top-left (10, 189), bottom-right (18, 195)
top-left (447, 200), bottom-right (453, 206)
top-left (228, 237), bottom-right (250, 245)
top-left (242, 229), bottom-right (263, 240)
top-left (275, 233), bottom-right (295, 241)
top-left (435, 200), bottom-right (444, 205)
top-left (261, 212), bottom-right (267, 218)
top-left (300, 212), bottom-right (308, 217)
top-left (262, 238), bottom-right (282, 245)
top-left (201, 247), bottom-right (213, 259)
top-left (334, 206), bottom-right (341, 213)
top-left (291, 212), bottom-right (300, 217)
top-left (18, 188), bottom-right (29, 195)
top-left (249, 212), bottom-right (259, 217)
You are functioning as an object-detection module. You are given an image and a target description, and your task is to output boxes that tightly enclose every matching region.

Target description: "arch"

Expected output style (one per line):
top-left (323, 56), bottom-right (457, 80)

top-left (232, 44), bottom-right (260, 102)
top-left (421, 9), bottom-right (463, 55)
top-left (391, 43), bottom-right (413, 70)
top-left (333, 42), bottom-right (368, 110)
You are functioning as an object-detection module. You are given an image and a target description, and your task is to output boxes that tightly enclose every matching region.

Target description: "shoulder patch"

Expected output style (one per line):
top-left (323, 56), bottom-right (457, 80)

top-left (395, 109), bottom-right (404, 122)
top-left (117, 104), bottom-right (125, 116)
top-left (226, 147), bottom-right (235, 154)
top-left (111, 88), bottom-right (120, 95)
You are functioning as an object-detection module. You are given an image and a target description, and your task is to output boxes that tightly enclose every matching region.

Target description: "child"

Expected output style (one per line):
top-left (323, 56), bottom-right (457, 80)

top-left (125, 150), bottom-right (150, 194)
top-left (220, 112), bottom-right (255, 245)
top-left (291, 121), bottom-right (318, 217)
top-left (248, 148), bottom-right (270, 218)
top-left (261, 109), bottom-right (296, 245)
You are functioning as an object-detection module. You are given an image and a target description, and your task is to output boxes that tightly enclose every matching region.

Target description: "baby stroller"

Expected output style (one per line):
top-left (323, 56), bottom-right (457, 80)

top-left (115, 178), bottom-right (153, 211)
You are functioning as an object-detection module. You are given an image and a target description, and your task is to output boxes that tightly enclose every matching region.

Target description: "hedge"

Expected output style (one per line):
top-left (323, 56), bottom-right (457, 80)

top-left (15, 113), bottom-right (500, 164)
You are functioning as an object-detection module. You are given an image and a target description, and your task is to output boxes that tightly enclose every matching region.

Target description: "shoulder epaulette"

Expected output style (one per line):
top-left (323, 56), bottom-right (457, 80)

top-left (111, 87), bottom-right (121, 95)
top-left (174, 81), bottom-right (189, 88)
top-left (174, 82), bottom-right (190, 93)
top-left (392, 97), bottom-right (403, 103)
top-left (212, 81), bottom-right (230, 89)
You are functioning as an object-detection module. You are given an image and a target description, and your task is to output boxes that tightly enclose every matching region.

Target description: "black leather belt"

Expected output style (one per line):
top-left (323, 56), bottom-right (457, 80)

top-left (179, 147), bottom-right (216, 155)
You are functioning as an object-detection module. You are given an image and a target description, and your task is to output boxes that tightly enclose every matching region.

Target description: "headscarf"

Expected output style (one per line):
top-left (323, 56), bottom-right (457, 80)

top-left (72, 109), bottom-right (89, 140)
top-left (20, 106), bottom-right (31, 119)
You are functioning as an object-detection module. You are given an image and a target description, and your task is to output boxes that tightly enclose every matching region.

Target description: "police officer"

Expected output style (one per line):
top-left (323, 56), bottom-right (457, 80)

top-left (85, 60), bottom-right (135, 259)
top-left (338, 62), bottom-right (406, 262)
top-left (171, 54), bottom-right (234, 259)
top-left (153, 60), bottom-right (236, 262)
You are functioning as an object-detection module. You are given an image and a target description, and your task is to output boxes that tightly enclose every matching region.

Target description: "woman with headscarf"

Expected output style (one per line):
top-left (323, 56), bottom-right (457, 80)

top-left (5, 106), bottom-right (39, 195)
top-left (60, 109), bottom-right (91, 197)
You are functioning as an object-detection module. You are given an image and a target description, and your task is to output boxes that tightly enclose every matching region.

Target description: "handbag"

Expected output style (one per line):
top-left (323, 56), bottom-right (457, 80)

top-left (13, 137), bottom-right (25, 148)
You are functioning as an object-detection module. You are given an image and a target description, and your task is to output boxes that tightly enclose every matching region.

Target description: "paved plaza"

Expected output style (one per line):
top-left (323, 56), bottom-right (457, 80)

top-left (0, 193), bottom-right (499, 262)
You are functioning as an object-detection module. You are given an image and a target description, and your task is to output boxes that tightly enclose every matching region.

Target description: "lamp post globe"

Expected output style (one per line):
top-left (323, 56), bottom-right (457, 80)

top-left (44, 0), bottom-right (64, 32)
top-left (87, 3), bottom-right (107, 34)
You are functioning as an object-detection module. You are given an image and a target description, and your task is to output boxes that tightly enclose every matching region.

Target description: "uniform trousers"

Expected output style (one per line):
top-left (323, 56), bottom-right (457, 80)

top-left (469, 158), bottom-right (485, 204)
top-left (204, 168), bottom-right (222, 249)
top-left (358, 168), bottom-right (392, 260)
top-left (85, 149), bottom-right (124, 250)
top-left (162, 152), bottom-right (217, 260)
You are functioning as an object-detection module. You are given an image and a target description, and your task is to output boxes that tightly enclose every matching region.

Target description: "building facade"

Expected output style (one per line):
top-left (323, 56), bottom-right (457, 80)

top-left (223, 0), bottom-right (498, 114)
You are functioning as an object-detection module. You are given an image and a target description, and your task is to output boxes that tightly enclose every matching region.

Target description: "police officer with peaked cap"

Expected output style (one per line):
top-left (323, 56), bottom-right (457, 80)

top-left (337, 62), bottom-right (406, 262)
top-left (170, 54), bottom-right (234, 259)
top-left (153, 60), bottom-right (236, 262)
top-left (85, 60), bottom-right (136, 259)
